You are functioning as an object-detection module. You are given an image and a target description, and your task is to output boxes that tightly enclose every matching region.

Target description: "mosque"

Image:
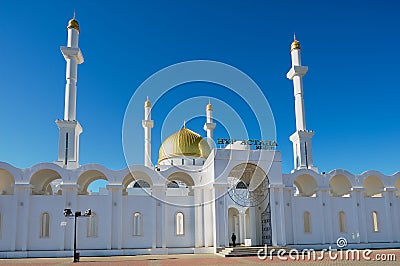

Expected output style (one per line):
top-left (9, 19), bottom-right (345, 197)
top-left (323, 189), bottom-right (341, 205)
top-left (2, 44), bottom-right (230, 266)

top-left (0, 16), bottom-right (400, 258)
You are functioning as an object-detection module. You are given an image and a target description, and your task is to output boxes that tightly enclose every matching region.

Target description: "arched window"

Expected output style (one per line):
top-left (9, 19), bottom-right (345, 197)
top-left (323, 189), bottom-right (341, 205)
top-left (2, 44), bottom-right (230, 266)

top-left (133, 212), bottom-right (142, 236)
top-left (339, 211), bottom-right (346, 233)
top-left (40, 212), bottom-right (50, 238)
top-left (87, 212), bottom-right (98, 238)
top-left (176, 212), bottom-right (184, 236)
top-left (372, 211), bottom-right (379, 232)
top-left (303, 211), bottom-right (311, 233)
top-left (133, 180), bottom-right (150, 188)
top-left (236, 181), bottom-right (247, 189)
top-left (167, 181), bottom-right (179, 188)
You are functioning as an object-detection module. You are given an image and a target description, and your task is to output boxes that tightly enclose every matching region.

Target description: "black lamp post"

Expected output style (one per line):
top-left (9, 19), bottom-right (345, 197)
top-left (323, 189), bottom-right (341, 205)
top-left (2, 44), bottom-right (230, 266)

top-left (63, 208), bottom-right (92, 263)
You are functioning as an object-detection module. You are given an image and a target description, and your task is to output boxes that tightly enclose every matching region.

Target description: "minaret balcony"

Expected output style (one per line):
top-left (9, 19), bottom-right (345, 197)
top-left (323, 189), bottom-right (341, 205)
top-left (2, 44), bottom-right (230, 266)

top-left (286, 65), bottom-right (308, 80)
top-left (60, 46), bottom-right (84, 64)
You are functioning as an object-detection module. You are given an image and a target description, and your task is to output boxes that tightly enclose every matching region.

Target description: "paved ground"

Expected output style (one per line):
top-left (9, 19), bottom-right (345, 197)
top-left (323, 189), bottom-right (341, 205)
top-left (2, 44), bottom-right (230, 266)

top-left (0, 249), bottom-right (399, 265)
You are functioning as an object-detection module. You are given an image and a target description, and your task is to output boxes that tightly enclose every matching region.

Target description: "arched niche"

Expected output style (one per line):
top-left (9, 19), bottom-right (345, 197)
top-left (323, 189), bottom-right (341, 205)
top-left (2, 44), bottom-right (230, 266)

top-left (293, 174), bottom-right (317, 197)
top-left (30, 169), bottom-right (62, 195)
top-left (363, 176), bottom-right (384, 197)
top-left (329, 175), bottom-right (352, 197)
top-left (0, 168), bottom-right (15, 195)
top-left (77, 170), bottom-right (108, 195)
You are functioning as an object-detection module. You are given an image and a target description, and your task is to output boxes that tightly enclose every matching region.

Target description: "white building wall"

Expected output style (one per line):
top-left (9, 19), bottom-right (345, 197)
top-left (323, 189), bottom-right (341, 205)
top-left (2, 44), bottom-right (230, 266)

top-left (0, 195), bottom-right (17, 251)
top-left (76, 195), bottom-right (110, 250)
top-left (28, 196), bottom-right (64, 251)
top-left (122, 196), bottom-right (154, 248)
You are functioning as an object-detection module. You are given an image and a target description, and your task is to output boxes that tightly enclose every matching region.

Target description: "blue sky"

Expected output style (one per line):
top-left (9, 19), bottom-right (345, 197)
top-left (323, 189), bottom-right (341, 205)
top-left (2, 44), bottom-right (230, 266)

top-left (0, 0), bottom-right (399, 176)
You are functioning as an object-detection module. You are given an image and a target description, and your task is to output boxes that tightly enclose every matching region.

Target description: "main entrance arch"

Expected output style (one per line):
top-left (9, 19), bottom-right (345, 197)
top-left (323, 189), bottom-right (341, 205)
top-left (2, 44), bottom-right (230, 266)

top-left (227, 163), bottom-right (271, 245)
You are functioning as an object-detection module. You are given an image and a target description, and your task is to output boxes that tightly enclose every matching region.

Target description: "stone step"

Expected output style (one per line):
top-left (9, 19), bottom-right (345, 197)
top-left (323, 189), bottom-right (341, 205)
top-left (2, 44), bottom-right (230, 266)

top-left (218, 246), bottom-right (294, 257)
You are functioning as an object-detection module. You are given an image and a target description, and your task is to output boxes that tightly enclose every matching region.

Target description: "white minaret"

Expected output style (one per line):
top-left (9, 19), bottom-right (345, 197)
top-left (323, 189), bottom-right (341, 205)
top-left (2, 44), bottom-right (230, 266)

top-left (287, 35), bottom-right (317, 172)
top-left (142, 97), bottom-right (154, 168)
top-left (203, 101), bottom-right (216, 147)
top-left (55, 14), bottom-right (84, 169)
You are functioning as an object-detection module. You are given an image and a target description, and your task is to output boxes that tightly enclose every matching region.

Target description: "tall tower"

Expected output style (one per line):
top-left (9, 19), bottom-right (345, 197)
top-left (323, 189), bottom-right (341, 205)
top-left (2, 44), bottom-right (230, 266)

top-left (55, 14), bottom-right (84, 169)
top-left (203, 101), bottom-right (216, 147)
top-left (142, 97), bottom-right (154, 168)
top-left (287, 35), bottom-right (317, 172)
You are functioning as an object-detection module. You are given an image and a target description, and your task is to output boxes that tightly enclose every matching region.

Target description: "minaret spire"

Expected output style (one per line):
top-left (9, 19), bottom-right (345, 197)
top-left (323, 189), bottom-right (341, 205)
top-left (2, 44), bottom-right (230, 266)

top-left (142, 97), bottom-right (154, 168)
top-left (286, 36), bottom-right (317, 172)
top-left (55, 14), bottom-right (84, 169)
top-left (203, 101), bottom-right (216, 147)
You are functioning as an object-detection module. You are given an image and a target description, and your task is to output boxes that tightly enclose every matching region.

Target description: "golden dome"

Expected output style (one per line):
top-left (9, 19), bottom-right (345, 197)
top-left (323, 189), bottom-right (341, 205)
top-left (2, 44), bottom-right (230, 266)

top-left (206, 103), bottom-right (212, 111)
top-left (290, 37), bottom-right (301, 51)
top-left (67, 18), bottom-right (80, 33)
top-left (144, 99), bottom-right (151, 108)
top-left (158, 127), bottom-right (211, 163)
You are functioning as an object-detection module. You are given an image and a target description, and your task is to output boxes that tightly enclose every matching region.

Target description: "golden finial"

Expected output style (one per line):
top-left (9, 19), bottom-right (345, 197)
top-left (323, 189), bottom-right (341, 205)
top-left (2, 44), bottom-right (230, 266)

top-left (206, 99), bottom-right (213, 111)
top-left (144, 96), bottom-right (151, 108)
top-left (290, 33), bottom-right (301, 51)
top-left (67, 11), bottom-right (80, 33)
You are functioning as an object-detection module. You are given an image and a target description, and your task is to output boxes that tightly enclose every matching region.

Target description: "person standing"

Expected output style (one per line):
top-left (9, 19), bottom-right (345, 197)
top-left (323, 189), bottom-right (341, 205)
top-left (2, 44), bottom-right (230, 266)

top-left (231, 233), bottom-right (237, 247)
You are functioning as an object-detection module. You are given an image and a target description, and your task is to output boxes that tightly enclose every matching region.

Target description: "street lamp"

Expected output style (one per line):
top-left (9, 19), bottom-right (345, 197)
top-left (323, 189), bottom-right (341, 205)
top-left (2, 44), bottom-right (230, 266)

top-left (63, 208), bottom-right (92, 263)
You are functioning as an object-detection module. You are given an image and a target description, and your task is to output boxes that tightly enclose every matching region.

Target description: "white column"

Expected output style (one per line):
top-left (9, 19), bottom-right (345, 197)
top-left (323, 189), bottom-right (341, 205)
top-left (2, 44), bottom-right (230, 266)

top-left (213, 184), bottom-right (228, 247)
top-left (391, 188), bottom-right (400, 241)
top-left (275, 185), bottom-right (287, 246)
top-left (14, 184), bottom-right (31, 251)
top-left (383, 187), bottom-right (396, 242)
top-left (287, 36), bottom-right (317, 172)
top-left (107, 184), bottom-right (123, 249)
top-left (202, 187), bottom-right (215, 247)
top-left (317, 187), bottom-right (332, 244)
top-left (194, 188), bottom-right (204, 247)
top-left (56, 16), bottom-right (84, 169)
top-left (249, 207), bottom-right (258, 245)
top-left (351, 187), bottom-right (367, 243)
top-left (152, 186), bottom-right (166, 249)
top-left (239, 212), bottom-right (245, 244)
top-left (142, 98), bottom-right (154, 168)
top-left (224, 194), bottom-right (229, 247)
top-left (60, 183), bottom-right (78, 251)
top-left (203, 102), bottom-right (216, 147)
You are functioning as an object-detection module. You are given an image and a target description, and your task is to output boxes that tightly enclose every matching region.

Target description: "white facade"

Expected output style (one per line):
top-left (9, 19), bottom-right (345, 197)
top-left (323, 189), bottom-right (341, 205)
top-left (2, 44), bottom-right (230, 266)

top-left (0, 18), bottom-right (400, 258)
